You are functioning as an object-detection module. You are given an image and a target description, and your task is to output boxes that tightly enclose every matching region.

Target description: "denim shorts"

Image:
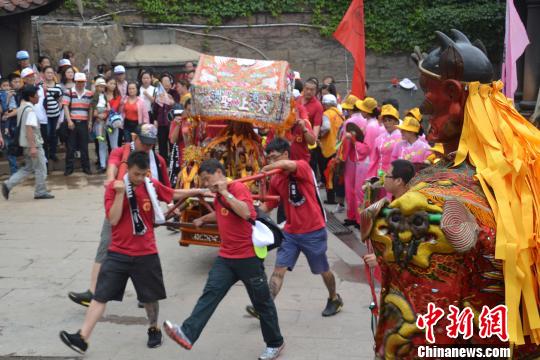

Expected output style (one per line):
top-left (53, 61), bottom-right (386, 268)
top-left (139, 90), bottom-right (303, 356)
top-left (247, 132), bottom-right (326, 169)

top-left (276, 227), bottom-right (329, 274)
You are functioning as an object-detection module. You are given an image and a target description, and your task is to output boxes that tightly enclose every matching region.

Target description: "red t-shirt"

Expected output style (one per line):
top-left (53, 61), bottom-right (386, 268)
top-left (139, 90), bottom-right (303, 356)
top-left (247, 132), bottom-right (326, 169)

top-left (288, 119), bottom-right (313, 162)
top-left (300, 96), bottom-right (323, 128)
top-left (214, 182), bottom-right (257, 259)
top-left (109, 96), bottom-right (122, 112)
top-left (105, 179), bottom-right (174, 256)
top-left (123, 100), bottom-right (138, 122)
top-left (108, 146), bottom-right (171, 187)
top-left (265, 160), bottom-right (325, 234)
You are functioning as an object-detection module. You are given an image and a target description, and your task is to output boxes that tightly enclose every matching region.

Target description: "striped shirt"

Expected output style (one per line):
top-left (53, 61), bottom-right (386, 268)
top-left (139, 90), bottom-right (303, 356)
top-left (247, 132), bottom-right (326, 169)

top-left (63, 88), bottom-right (94, 121)
top-left (45, 84), bottom-right (63, 118)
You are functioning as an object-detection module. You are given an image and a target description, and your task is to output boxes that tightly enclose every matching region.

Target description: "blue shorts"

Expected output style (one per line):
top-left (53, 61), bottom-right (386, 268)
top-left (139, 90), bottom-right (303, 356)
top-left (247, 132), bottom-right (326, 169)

top-left (276, 227), bottom-right (329, 274)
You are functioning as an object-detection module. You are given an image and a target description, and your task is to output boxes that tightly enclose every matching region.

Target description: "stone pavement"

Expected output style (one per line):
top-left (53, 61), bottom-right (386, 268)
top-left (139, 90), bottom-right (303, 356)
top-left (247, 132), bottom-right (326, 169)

top-left (0, 172), bottom-right (375, 360)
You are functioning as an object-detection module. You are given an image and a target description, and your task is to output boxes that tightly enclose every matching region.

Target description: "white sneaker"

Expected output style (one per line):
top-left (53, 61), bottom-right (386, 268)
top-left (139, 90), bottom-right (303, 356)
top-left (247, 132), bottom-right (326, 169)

top-left (332, 204), bottom-right (345, 214)
top-left (258, 343), bottom-right (285, 360)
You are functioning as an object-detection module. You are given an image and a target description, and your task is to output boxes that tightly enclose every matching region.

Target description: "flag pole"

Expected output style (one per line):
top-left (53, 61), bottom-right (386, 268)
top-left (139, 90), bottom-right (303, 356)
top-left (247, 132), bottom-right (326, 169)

top-left (345, 51), bottom-right (350, 94)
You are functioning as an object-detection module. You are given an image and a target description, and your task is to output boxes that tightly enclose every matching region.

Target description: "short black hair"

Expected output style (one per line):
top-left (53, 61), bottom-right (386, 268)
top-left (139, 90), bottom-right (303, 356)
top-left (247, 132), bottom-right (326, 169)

top-left (199, 158), bottom-right (226, 175)
top-left (265, 137), bottom-right (290, 156)
top-left (304, 77), bottom-right (318, 88)
top-left (8, 73), bottom-right (21, 82)
top-left (294, 79), bottom-right (303, 92)
top-left (382, 98), bottom-right (400, 111)
top-left (391, 159), bottom-right (415, 184)
top-left (127, 151), bottom-right (150, 170)
top-left (21, 85), bottom-right (39, 100)
top-left (0, 78), bottom-right (9, 86)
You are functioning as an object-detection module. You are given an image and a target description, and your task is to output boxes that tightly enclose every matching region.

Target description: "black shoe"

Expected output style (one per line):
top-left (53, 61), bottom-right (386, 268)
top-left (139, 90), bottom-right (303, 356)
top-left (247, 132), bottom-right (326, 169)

top-left (343, 219), bottom-right (357, 227)
top-left (2, 182), bottom-right (9, 200)
top-left (34, 193), bottom-right (54, 200)
top-left (97, 167), bottom-right (106, 174)
top-left (138, 301), bottom-right (145, 309)
top-left (64, 169), bottom-right (74, 176)
top-left (68, 289), bottom-right (93, 307)
top-left (82, 169), bottom-right (93, 175)
top-left (147, 326), bottom-right (163, 348)
top-left (50, 154), bottom-right (59, 162)
top-left (59, 330), bottom-right (88, 354)
top-left (322, 294), bottom-right (343, 317)
top-left (246, 305), bottom-right (260, 319)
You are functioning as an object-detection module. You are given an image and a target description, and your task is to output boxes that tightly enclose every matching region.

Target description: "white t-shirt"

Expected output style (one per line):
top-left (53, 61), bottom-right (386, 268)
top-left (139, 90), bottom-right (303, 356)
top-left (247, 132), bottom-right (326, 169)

top-left (18, 103), bottom-right (43, 148)
top-left (139, 85), bottom-right (155, 113)
top-left (34, 85), bottom-right (48, 125)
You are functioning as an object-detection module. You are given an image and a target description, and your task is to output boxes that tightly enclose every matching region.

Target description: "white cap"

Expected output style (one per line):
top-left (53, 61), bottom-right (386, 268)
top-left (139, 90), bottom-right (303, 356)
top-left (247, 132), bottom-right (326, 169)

top-left (293, 71), bottom-right (301, 80)
top-left (399, 78), bottom-right (417, 90)
top-left (292, 89), bottom-right (301, 99)
top-left (322, 94), bottom-right (337, 105)
top-left (113, 65), bottom-right (126, 74)
top-left (58, 58), bottom-right (71, 67)
top-left (74, 72), bottom-right (87, 82)
top-left (16, 50), bottom-right (30, 60)
top-left (20, 67), bottom-right (35, 79)
top-left (95, 78), bottom-right (106, 86)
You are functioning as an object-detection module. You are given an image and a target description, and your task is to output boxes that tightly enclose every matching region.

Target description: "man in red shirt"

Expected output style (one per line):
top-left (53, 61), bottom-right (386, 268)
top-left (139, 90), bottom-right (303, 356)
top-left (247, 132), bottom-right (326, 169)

top-left (68, 124), bottom-right (170, 307)
top-left (246, 137), bottom-right (343, 319)
top-left (289, 89), bottom-right (316, 162)
top-left (60, 151), bottom-right (207, 354)
top-left (298, 78), bottom-right (324, 179)
top-left (163, 159), bottom-right (285, 360)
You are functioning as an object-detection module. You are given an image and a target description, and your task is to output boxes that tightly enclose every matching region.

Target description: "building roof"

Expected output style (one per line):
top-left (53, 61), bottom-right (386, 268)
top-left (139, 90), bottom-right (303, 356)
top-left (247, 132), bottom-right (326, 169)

top-left (113, 44), bottom-right (200, 67)
top-left (0, 0), bottom-right (61, 16)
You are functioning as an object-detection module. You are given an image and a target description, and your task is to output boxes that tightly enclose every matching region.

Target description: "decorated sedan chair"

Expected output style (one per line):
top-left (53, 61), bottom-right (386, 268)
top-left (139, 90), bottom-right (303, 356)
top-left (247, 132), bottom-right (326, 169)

top-left (360, 29), bottom-right (540, 359)
top-left (164, 54), bottom-right (296, 248)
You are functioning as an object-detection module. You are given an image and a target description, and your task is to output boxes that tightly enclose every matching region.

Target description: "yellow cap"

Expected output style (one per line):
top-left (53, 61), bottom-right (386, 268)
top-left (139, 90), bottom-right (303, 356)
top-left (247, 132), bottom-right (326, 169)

top-left (406, 107), bottom-right (422, 122)
top-left (356, 97), bottom-right (378, 114)
top-left (397, 116), bottom-right (421, 133)
top-left (381, 104), bottom-right (400, 120)
top-left (341, 94), bottom-right (359, 110)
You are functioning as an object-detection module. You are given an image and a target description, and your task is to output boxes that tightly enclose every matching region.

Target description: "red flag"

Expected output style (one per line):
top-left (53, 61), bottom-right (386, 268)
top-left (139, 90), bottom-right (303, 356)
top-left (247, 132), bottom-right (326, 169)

top-left (333, 0), bottom-right (366, 98)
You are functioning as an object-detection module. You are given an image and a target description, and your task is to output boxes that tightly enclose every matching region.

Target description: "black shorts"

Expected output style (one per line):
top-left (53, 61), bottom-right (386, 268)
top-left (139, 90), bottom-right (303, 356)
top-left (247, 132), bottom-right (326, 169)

top-left (94, 251), bottom-right (166, 303)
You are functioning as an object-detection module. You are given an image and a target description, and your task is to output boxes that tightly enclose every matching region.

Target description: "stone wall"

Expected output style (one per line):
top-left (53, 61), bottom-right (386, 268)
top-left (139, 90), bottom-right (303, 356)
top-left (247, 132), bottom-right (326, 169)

top-left (35, 11), bottom-right (425, 112)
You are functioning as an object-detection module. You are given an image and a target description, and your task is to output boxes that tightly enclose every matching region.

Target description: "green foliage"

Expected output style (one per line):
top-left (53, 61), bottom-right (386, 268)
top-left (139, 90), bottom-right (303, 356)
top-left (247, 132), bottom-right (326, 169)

top-left (63, 0), bottom-right (506, 59)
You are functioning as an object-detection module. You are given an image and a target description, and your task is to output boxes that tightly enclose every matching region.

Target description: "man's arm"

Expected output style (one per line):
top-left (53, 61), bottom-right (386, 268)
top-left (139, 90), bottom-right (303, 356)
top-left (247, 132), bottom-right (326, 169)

top-left (172, 188), bottom-right (207, 202)
top-left (312, 125), bottom-right (320, 139)
top-left (193, 211), bottom-right (217, 227)
top-left (105, 163), bottom-right (118, 186)
top-left (262, 159), bottom-right (297, 174)
top-left (220, 188), bottom-right (251, 220)
top-left (25, 125), bottom-right (38, 157)
top-left (63, 104), bottom-right (74, 129)
top-left (299, 119), bottom-right (316, 145)
top-left (108, 181), bottom-right (125, 226)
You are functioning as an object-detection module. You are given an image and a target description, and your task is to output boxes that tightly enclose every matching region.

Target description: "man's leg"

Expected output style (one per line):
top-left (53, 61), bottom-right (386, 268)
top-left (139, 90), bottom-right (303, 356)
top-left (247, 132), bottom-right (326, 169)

top-left (321, 271), bottom-right (337, 300)
top-left (144, 302), bottom-right (159, 328)
top-left (79, 122), bottom-right (90, 172)
top-left (165, 257), bottom-right (237, 347)
top-left (68, 219), bottom-right (110, 306)
top-left (299, 228), bottom-right (343, 316)
top-left (4, 151), bottom-right (33, 191)
top-left (237, 257), bottom-right (284, 348)
top-left (80, 300), bottom-right (107, 339)
top-left (32, 147), bottom-right (49, 197)
top-left (65, 127), bottom-right (76, 173)
top-left (268, 267), bottom-right (288, 300)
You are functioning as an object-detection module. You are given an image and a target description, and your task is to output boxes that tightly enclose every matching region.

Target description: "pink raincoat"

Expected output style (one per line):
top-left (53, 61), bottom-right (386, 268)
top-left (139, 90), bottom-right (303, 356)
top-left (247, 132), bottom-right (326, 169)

top-left (339, 115), bottom-right (370, 221)
top-left (367, 128), bottom-right (402, 178)
top-left (391, 137), bottom-right (432, 164)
